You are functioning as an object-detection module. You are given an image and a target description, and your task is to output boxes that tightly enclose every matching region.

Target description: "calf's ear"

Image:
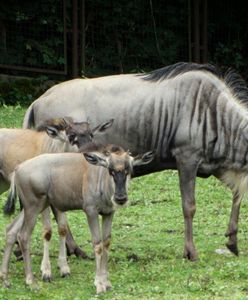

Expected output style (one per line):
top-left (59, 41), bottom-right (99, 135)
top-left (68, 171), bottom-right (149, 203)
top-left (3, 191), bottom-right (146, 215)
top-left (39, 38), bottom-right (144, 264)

top-left (133, 151), bottom-right (155, 166)
top-left (92, 119), bottom-right (114, 134)
top-left (46, 126), bottom-right (67, 141)
top-left (83, 152), bottom-right (108, 168)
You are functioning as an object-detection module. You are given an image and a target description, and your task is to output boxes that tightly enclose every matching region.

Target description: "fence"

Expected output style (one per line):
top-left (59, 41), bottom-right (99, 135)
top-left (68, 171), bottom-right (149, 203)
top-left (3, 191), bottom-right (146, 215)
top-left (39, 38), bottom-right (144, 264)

top-left (0, 0), bottom-right (247, 79)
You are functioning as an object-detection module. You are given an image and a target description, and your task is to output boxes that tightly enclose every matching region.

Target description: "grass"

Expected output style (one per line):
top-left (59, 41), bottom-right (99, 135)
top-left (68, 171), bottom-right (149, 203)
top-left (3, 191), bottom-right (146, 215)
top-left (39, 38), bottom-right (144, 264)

top-left (1, 106), bottom-right (248, 299)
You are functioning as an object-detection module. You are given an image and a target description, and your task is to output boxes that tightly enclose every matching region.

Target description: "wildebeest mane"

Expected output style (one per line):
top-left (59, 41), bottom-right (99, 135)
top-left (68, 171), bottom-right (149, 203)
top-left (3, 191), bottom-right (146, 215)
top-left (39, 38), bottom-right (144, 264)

top-left (141, 62), bottom-right (221, 82)
top-left (223, 69), bottom-right (248, 105)
top-left (142, 62), bottom-right (248, 106)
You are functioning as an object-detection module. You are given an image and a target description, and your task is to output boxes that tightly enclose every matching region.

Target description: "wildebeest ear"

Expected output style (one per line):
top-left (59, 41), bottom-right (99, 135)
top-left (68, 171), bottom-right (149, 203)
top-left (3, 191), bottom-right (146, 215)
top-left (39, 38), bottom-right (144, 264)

top-left (62, 116), bottom-right (74, 127)
top-left (46, 126), bottom-right (60, 138)
top-left (92, 119), bottom-right (114, 134)
top-left (83, 152), bottom-right (108, 168)
top-left (133, 151), bottom-right (155, 166)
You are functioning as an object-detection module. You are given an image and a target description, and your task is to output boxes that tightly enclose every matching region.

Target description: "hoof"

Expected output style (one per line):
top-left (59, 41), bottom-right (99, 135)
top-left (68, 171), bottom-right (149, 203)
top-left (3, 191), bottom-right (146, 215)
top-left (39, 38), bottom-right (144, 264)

top-left (96, 283), bottom-right (107, 294)
top-left (13, 249), bottom-right (23, 261)
top-left (226, 243), bottom-right (239, 256)
top-left (42, 275), bottom-right (52, 282)
top-left (73, 247), bottom-right (89, 259)
top-left (183, 251), bottom-right (198, 261)
top-left (61, 272), bottom-right (70, 278)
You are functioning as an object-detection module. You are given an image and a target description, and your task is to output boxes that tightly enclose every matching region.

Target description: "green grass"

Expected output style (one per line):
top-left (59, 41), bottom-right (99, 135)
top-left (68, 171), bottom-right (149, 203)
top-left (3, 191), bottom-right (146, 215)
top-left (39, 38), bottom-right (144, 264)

top-left (1, 106), bottom-right (248, 299)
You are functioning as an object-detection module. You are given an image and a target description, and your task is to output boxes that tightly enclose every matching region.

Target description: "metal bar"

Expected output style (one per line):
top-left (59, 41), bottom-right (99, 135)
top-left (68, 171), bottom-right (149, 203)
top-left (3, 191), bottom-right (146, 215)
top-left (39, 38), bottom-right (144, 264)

top-left (0, 64), bottom-right (67, 75)
top-left (193, 0), bottom-right (200, 62)
top-left (202, 0), bottom-right (208, 62)
top-left (188, 0), bottom-right (192, 61)
top-left (72, 0), bottom-right (78, 78)
top-left (63, 0), bottom-right (68, 75)
top-left (81, 0), bottom-right (86, 75)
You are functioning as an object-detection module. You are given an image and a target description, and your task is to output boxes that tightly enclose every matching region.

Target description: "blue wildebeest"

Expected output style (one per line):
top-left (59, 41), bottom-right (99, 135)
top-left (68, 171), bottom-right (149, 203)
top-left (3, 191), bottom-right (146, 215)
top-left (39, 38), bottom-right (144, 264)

top-left (1, 145), bottom-right (154, 293)
top-left (22, 62), bottom-right (248, 260)
top-left (0, 117), bottom-right (114, 262)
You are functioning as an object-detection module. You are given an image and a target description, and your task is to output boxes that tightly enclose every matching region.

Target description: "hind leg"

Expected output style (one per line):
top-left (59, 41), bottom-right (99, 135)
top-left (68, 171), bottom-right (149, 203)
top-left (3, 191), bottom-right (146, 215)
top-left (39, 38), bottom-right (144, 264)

top-left (225, 192), bottom-right (241, 256)
top-left (0, 211), bottom-right (24, 287)
top-left (17, 207), bottom-right (40, 286)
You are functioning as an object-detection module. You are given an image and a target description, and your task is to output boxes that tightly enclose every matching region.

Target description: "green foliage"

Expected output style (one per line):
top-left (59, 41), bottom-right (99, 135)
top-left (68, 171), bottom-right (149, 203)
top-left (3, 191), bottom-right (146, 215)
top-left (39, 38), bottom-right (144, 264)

top-left (1, 107), bottom-right (248, 298)
top-left (0, 0), bottom-right (64, 70)
top-left (0, 77), bottom-right (55, 106)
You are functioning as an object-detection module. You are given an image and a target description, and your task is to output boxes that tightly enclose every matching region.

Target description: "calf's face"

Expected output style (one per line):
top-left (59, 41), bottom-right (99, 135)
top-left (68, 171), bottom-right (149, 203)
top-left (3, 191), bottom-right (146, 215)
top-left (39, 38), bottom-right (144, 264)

top-left (66, 119), bottom-right (114, 148)
top-left (84, 148), bottom-right (155, 206)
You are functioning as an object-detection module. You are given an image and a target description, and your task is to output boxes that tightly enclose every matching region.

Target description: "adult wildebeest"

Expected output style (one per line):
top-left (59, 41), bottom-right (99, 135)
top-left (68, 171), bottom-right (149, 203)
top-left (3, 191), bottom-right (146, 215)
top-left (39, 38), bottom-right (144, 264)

top-left (0, 117), bottom-right (114, 262)
top-left (1, 145), bottom-right (154, 293)
top-left (22, 62), bottom-right (248, 260)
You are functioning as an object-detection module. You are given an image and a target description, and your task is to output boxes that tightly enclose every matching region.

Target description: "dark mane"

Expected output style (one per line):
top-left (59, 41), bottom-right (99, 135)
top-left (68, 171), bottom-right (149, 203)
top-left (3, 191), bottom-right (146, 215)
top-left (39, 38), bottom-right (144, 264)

top-left (223, 69), bottom-right (248, 105)
top-left (141, 62), bottom-right (248, 106)
top-left (140, 62), bottom-right (221, 82)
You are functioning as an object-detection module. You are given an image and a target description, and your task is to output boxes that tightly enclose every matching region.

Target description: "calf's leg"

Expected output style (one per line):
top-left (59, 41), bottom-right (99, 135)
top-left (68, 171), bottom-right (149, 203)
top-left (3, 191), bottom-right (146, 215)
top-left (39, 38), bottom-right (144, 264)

top-left (51, 206), bottom-right (88, 259)
top-left (86, 209), bottom-right (107, 294)
top-left (17, 207), bottom-right (40, 286)
top-left (40, 207), bottom-right (53, 281)
top-left (0, 211), bottom-right (24, 287)
top-left (56, 211), bottom-right (70, 277)
top-left (101, 213), bottom-right (114, 290)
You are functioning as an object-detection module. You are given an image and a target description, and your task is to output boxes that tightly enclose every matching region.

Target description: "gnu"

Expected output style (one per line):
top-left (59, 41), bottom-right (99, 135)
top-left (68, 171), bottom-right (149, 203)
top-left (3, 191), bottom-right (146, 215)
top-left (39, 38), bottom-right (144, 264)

top-left (1, 145), bottom-right (154, 293)
top-left (23, 62), bottom-right (248, 260)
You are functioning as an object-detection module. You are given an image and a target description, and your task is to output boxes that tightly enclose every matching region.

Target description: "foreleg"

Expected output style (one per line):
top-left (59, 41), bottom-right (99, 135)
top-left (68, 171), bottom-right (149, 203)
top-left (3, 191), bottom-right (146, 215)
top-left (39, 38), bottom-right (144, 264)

top-left (51, 205), bottom-right (88, 259)
top-left (86, 208), bottom-right (106, 294)
top-left (176, 154), bottom-right (199, 261)
top-left (225, 192), bottom-right (241, 256)
top-left (101, 213), bottom-right (114, 290)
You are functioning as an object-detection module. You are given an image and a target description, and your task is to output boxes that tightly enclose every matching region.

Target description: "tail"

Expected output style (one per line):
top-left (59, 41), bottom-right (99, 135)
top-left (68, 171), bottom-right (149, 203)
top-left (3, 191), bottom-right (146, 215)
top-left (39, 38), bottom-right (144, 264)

top-left (4, 173), bottom-right (18, 215)
top-left (22, 101), bottom-right (35, 129)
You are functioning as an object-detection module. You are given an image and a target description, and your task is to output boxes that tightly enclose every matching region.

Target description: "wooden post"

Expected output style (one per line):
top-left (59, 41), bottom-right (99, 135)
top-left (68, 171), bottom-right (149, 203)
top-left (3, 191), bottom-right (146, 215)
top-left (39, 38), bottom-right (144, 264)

top-left (80, 0), bottom-right (85, 75)
top-left (193, 0), bottom-right (200, 63)
top-left (188, 0), bottom-right (192, 61)
top-left (202, 0), bottom-right (208, 62)
top-left (72, 0), bottom-right (78, 78)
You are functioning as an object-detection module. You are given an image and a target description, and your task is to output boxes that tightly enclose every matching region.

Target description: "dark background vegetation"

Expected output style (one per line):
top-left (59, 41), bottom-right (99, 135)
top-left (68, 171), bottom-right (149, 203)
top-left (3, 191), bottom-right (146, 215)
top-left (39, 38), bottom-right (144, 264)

top-left (0, 0), bottom-right (247, 105)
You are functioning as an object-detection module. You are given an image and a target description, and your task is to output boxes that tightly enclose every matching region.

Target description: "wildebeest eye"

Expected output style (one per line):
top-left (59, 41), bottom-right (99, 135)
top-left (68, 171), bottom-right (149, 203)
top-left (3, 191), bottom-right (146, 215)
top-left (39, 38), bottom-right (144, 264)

top-left (68, 132), bottom-right (77, 144)
top-left (109, 169), bottom-right (115, 177)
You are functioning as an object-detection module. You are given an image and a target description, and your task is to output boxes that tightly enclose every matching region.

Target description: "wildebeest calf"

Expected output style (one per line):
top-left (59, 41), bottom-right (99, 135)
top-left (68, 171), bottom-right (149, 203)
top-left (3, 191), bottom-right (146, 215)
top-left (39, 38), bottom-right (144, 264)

top-left (0, 117), bottom-right (114, 265)
top-left (0, 144), bottom-right (154, 293)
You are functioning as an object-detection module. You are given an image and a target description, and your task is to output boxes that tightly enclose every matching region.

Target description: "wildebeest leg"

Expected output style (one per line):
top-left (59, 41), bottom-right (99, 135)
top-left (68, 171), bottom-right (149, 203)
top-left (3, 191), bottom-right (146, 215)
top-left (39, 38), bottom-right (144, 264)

top-left (176, 156), bottom-right (199, 261)
top-left (86, 209), bottom-right (106, 294)
top-left (101, 213), bottom-right (114, 290)
top-left (225, 192), bottom-right (241, 256)
top-left (0, 211), bottom-right (24, 288)
top-left (50, 206), bottom-right (88, 259)
top-left (56, 211), bottom-right (70, 277)
top-left (17, 207), bottom-right (40, 286)
top-left (40, 207), bottom-right (52, 282)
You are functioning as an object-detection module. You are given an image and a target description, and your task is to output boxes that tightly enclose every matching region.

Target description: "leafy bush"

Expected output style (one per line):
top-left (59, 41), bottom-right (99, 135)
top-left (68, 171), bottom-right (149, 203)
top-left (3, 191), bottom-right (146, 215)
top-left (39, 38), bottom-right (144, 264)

top-left (0, 76), bottom-right (56, 106)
